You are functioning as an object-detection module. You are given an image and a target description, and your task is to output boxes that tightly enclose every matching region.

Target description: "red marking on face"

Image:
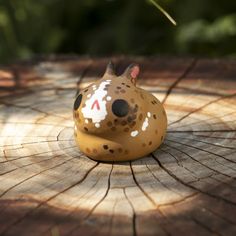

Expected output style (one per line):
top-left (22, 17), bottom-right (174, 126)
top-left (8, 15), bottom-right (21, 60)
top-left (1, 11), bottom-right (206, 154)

top-left (91, 100), bottom-right (100, 110)
top-left (131, 66), bottom-right (140, 79)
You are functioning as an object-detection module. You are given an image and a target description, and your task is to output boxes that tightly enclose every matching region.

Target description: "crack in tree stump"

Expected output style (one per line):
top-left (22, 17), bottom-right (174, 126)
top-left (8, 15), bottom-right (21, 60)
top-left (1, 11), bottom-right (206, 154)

top-left (0, 56), bottom-right (236, 236)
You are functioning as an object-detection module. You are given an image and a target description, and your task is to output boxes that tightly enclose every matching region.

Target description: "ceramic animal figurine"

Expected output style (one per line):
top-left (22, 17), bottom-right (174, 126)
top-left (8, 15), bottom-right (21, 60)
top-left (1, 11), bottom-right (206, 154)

top-left (73, 62), bottom-right (167, 162)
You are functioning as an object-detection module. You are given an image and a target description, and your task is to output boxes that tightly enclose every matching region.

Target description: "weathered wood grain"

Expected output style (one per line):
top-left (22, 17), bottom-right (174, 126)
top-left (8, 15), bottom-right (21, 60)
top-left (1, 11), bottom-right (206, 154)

top-left (0, 56), bottom-right (236, 236)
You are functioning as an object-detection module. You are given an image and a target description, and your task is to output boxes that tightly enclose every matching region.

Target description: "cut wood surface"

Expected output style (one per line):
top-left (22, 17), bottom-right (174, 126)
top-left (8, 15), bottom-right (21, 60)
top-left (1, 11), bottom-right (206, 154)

top-left (0, 56), bottom-right (236, 236)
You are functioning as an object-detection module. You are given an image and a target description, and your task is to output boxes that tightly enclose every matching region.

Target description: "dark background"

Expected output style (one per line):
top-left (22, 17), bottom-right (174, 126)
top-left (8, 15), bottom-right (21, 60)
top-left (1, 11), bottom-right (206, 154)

top-left (1, 0), bottom-right (236, 63)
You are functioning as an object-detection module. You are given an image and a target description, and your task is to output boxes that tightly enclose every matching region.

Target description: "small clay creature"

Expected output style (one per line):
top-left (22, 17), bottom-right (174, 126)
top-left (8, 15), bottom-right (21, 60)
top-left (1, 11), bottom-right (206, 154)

top-left (73, 62), bottom-right (167, 162)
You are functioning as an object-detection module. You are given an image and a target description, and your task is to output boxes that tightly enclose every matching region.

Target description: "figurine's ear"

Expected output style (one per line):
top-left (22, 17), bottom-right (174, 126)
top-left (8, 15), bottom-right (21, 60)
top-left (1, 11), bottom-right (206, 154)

top-left (123, 64), bottom-right (140, 85)
top-left (104, 61), bottom-right (115, 76)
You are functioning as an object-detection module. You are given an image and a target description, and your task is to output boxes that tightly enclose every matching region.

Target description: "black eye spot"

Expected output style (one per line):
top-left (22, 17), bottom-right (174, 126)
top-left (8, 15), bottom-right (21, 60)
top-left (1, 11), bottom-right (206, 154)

top-left (74, 94), bottom-right (82, 110)
top-left (112, 99), bottom-right (129, 117)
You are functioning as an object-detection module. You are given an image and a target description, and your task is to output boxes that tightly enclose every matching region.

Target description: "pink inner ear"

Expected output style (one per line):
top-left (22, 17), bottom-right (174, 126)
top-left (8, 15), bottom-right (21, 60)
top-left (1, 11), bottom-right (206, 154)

top-left (130, 66), bottom-right (140, 79)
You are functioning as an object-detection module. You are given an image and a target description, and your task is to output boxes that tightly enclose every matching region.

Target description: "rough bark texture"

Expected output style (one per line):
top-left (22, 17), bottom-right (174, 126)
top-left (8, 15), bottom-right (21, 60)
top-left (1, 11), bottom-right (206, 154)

top-left (0, 56), bottom-right (236, 236)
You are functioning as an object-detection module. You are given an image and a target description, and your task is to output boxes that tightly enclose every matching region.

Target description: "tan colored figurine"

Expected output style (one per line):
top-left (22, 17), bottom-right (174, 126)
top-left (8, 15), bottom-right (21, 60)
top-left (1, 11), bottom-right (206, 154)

top-left (73, 62), bottom-right (167, 162)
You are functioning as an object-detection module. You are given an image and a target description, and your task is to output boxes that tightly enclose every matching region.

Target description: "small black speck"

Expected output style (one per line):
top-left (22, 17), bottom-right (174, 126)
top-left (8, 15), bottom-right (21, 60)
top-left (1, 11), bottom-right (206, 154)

top-left (84, 89), bottom-right (88, 92)
top-left (127, 116), bottom-right (133, 123)
top-left (109, 149), bottom-right (114, 153)
top-left (103, 145), bottom-right (108, 150)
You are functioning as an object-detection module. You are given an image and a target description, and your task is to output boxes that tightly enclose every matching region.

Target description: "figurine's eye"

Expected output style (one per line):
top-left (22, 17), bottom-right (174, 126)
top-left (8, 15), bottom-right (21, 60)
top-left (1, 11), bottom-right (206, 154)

top-left (112, 99), bottom-right (129, 117)
top-left (74, 94), bottom-right (82, 110)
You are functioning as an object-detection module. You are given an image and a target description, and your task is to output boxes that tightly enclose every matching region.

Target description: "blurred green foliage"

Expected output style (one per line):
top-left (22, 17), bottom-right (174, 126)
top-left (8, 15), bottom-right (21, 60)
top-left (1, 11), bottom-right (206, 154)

top-left (0, 0), bottom-right (236, 63)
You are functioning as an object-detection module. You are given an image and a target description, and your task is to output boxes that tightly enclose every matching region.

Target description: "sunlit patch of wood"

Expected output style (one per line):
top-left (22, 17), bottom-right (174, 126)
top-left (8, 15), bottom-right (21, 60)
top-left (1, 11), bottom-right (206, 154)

top-left (0, 56), bottom-right (236, 236)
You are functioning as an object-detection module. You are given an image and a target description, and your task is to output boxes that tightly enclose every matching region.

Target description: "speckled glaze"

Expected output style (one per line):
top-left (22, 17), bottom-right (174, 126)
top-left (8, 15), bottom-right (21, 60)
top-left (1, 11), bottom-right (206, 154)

top-left (73, 62), bottom-right (167, 162)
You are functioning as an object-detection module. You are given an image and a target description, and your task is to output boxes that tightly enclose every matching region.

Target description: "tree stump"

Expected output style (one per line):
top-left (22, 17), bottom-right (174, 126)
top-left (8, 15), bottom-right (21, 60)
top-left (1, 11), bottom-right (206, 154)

top-left (0, 56), bottom-right (236, 236)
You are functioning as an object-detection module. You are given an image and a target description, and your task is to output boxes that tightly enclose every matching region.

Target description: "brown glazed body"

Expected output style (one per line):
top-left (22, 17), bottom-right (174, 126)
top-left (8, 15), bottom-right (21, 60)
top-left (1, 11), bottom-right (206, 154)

top-left (73, 63), bottom-right (167, 162)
